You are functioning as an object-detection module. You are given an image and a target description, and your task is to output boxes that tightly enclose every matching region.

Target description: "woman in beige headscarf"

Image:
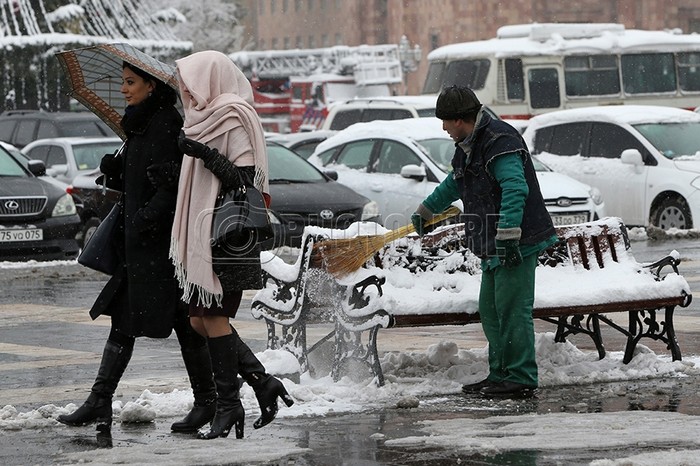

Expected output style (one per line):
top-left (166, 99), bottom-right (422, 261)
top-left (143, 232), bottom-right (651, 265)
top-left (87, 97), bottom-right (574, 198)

top-left (171, 50), bottom-right (293, 440)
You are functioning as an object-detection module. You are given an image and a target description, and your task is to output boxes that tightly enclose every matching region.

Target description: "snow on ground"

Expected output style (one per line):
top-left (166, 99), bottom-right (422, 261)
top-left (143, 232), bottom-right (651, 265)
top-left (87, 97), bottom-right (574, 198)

top-left (1, 227), bottom-right (699, 464)
top-left (1, 337), bottom-right (699, 464)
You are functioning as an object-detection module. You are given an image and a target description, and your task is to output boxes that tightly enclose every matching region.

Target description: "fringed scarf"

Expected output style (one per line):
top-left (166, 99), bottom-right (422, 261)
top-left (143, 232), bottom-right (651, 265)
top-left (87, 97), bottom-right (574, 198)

top-left (170, 51), bottom-right (269, 307)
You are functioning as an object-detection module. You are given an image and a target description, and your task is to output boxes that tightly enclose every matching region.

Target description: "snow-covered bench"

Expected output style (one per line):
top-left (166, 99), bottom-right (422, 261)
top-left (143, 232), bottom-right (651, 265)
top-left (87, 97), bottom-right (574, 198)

top-left (251, 218), bottom-right (692, 385)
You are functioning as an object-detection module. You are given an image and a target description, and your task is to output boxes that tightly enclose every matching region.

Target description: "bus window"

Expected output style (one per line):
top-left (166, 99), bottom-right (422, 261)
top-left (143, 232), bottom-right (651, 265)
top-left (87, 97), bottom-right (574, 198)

top-left (678, 52), bottom-right (700, 92)
top-left (528, 68), bottom-right (561, 109)
top-left (505, 58), bottom-right (525, 101)
top-left (423, 61), bottom-right (446, 94)
top-left (443, 59), bottom-right (490, 90)
top-left (564, 55), bottom-right (620, 96)
top-left (621, 53), bottom-right (676, 94)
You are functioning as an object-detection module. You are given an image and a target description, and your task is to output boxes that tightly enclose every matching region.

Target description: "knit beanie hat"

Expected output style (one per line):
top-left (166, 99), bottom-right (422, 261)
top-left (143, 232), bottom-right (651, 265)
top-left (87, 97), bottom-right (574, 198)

top-left (435, 85), bottom-right (482, 120)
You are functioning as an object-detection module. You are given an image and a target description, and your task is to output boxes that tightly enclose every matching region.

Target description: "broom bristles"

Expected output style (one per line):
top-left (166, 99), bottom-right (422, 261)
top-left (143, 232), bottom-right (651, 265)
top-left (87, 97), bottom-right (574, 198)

top-left (312, 207), bottom-right (460, 277)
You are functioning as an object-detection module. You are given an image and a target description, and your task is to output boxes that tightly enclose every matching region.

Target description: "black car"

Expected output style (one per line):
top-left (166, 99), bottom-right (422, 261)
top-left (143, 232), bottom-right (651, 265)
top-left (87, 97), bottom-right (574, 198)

top-left (69, 141), bottom-right (380, 249)
top-left (0, 145), bottom-right (81, 261)
top-left (0, 110), bottom-right (116, 149)
top-left (266, 141), bottom-right (379, 247)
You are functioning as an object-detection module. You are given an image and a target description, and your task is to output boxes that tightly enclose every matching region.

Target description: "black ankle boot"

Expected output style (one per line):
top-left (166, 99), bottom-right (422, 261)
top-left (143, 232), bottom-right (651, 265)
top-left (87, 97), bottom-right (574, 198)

top-left (171, 345), bottom-right (217, 433)
top-left (250, 374), bottom-right (295, 429)
top-left (57, 392), bottom-right (112, 426)
top-left (57, 339), bottom-right (133, 428)
top-left (198, 333), bottom-right (245, 440)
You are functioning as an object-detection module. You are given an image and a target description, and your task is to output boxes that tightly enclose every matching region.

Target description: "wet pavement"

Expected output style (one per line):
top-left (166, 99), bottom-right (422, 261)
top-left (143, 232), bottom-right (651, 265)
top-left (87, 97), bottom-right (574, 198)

top-left (1, 236), bottom-right (700, 465)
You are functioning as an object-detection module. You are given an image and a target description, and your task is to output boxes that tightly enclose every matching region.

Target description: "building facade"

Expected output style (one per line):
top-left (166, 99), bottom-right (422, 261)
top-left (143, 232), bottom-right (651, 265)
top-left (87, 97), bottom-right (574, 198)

top-left (239, 0), bottom-right (700, 94)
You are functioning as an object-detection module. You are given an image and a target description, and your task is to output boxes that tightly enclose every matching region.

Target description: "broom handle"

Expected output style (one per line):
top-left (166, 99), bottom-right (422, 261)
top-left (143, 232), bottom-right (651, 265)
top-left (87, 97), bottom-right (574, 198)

top-left (381, 206), bottom-right (461, 243)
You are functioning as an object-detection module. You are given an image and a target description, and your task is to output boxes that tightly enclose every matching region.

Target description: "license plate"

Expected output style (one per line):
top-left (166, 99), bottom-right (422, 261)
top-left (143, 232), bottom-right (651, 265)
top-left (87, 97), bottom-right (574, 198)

top-left (550, 214), bottom-right (589, 226)
top-left (0, 229), bottom-right (44, 242)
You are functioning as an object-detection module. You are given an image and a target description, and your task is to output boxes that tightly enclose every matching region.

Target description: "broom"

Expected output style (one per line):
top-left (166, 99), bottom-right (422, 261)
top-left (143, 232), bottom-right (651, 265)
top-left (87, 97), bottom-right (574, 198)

top-left (311, 206), bottom-right (461, 277)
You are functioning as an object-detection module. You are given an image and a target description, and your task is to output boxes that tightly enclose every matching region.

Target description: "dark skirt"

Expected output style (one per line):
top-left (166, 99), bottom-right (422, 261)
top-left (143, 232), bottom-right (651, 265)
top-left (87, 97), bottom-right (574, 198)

top-left (188, 289), bottom-right (243, 318)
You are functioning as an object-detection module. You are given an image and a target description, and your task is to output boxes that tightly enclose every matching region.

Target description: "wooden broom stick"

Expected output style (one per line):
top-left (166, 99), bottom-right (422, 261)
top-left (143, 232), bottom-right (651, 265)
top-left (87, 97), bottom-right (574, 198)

top-left (312, 206), bottom-right (461, 277)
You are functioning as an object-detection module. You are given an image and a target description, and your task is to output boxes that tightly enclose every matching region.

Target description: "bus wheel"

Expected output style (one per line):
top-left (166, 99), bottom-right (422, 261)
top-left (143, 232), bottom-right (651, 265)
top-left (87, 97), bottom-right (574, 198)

top-left (651, 196), bottom-right (692, 230)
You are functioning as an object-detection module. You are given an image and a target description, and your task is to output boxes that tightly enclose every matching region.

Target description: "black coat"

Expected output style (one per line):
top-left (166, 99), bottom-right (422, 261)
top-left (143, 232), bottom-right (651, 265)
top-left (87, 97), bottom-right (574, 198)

top-left (90, 92), bottom-right (184, 338)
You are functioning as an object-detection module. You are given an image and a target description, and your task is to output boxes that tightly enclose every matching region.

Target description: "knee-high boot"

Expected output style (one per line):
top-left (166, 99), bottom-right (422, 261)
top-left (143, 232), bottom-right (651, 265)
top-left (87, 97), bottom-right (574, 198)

top-left (234, 327), bottom-right (294, 429)
top-left (198, 333), bottom-right (245, 440)
top-left (170, 345), bottom-right (217, 432)
top-left (57, 339), bottom-right (133, 427)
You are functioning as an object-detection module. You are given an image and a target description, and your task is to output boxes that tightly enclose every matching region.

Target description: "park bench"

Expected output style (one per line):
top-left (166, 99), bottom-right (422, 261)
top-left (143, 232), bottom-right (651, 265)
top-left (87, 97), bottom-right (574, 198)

top-left (251, 217), bottom-right (693, 386)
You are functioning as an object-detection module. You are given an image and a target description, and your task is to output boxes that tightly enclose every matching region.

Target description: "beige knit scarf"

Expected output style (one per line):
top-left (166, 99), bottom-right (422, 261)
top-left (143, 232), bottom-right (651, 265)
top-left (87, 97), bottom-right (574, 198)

top-left (170, 51), bottom-right (268, 307)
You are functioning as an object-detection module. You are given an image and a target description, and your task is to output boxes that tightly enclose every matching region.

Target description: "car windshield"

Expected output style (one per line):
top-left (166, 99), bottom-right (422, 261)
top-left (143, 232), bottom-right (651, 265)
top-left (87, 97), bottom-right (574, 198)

top-left (633, 122), bottom-right (700, 159)
top-left (267, 143), bottom-right (326, 182)
top-left (0, 147), bottom-right (29, 177)
top-left (416, 138), bottom-right (455, 172)
top-left (73, 142), bottom-right (122, 170)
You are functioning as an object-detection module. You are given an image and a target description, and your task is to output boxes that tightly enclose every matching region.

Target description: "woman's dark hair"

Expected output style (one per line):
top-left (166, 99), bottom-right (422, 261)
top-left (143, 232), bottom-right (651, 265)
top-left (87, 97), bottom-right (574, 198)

top-left (123, 61), bottom-right (177, 106)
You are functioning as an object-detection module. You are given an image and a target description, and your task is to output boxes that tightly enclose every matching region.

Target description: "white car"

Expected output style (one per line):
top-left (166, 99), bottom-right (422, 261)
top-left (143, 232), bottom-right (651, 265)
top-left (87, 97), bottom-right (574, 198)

top-left (522, 105), bottom-right (700, 230)
top-left (309, 118), bottom-right (604, 229)
top-left (22, 137), bottom-right (123, 184)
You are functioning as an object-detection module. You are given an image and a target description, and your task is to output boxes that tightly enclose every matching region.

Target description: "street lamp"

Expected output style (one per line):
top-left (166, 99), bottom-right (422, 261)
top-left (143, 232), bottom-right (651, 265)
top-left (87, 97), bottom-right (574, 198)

top-left (398, 35), bottom-right (422, 94)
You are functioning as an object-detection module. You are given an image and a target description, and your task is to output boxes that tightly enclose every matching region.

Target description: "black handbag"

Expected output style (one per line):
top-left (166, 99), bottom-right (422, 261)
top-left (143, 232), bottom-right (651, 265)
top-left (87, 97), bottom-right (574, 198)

top-left (78, 201), bottom-right (122, 275)
top-left (211, 181), bottom-right (274, 255)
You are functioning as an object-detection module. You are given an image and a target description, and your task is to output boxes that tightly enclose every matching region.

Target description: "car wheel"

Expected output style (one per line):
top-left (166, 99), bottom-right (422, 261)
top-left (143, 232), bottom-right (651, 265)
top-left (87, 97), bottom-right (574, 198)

top-left (80, 217), bottom-right (102, 248)
top-left (651, 196), bottom-right (692, 230)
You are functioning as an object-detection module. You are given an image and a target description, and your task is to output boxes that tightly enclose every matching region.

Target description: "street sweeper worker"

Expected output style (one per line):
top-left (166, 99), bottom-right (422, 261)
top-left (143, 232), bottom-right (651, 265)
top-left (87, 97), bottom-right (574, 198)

top-left (411, 85), bottom-right (558, 398)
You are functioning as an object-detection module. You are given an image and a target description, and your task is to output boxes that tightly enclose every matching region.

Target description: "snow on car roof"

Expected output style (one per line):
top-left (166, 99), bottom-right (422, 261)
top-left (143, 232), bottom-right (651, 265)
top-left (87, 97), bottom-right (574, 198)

top-left (525, 105), bottom-right (700, 130)
top-left (314, 117), bottom-right (448, 153)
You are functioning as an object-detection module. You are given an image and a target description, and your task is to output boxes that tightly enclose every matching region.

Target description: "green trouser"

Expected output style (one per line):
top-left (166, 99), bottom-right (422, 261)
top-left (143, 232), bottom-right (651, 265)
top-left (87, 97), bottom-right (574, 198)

top-left (479, 253), bottom-right (538, 387)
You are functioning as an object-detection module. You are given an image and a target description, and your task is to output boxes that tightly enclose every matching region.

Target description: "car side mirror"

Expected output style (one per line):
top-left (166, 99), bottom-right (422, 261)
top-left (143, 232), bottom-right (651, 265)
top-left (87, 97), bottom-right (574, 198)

top-left (323, 169), bottom-right (338, 181)
top-left (400, 164), bottom-right (426, 181)
top-left (620, 149), bottom-right (643, 166)
top-left (46, 163), bottom-right (69, 177)
top-left (27, 159), bottom-right (46, 177)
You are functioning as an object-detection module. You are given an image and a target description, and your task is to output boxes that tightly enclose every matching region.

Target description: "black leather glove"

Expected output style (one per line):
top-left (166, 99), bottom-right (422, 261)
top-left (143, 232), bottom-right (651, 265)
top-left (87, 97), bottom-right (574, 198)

top-left (496, 239), bottom-right (523, 268)
top-left (178, 130), bottom-right (215, 162)
top-left (99, 152), bottom-right (121, 174)
top-left (411, 212), bottom-right (427, 237)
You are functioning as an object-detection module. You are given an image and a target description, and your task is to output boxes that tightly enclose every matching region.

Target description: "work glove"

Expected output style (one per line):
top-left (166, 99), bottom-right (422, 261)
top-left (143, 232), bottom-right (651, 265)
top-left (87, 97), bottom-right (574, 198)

top-left (496, 239), bottom-right (523, 269)
top-left (178, 130), bottom-right (215, 162)
top-left (411, 212), bottom-right (427, 237)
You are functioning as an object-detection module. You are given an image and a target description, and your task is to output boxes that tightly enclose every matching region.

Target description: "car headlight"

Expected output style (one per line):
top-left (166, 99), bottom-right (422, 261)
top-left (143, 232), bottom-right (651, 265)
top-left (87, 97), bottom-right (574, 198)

top-left (589, 187), bottom-right (604, 206)
top-left (52, 194), bottom-right (77, 217)
top-left (361, 201), bottom-right (380, 221)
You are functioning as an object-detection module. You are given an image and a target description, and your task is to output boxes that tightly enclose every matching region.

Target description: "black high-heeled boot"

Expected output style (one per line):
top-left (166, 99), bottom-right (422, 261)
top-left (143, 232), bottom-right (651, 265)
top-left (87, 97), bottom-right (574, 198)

top-left (249, 374), bottom-right (295, 429)
top-left (171, 345), bottom-right (217, 433)
top-left (235, 329), bottom-right (294, 429)
top-left (57, 339), bottom-right (133, 427)
top-left (198, 333), bottom-right (245, 440)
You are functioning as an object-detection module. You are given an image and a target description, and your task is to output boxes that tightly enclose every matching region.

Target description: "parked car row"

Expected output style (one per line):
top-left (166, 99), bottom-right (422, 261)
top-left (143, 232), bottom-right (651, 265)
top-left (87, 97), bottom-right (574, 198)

top-left (308, 117), bottom-right (605, 229)
top-left (5, 102), bottom-right (699, 262)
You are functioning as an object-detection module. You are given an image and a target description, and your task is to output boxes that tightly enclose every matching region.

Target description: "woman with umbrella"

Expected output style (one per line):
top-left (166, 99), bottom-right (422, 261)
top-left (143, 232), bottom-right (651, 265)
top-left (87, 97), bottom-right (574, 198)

top-left (56, 60), bottom-right (224, 431)
top-left (170, 50), bottom-right (293, 440)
